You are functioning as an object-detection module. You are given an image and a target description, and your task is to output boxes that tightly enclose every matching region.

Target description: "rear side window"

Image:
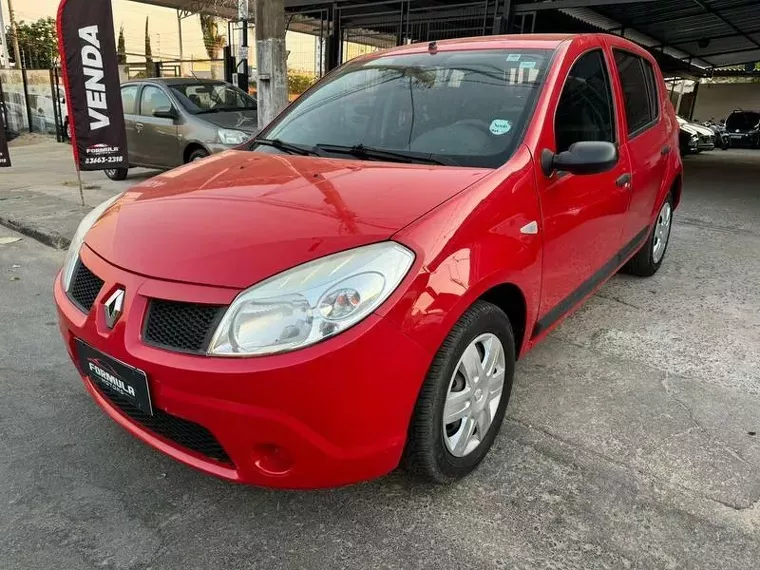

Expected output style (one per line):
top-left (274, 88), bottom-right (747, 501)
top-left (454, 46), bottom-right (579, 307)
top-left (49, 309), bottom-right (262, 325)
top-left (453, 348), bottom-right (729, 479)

top-left (554, 50), bottom-right (615, 153)
top-left (121, 85), bottom-right (139, 115)
top-left (614, 50), bottom-right (658, 136)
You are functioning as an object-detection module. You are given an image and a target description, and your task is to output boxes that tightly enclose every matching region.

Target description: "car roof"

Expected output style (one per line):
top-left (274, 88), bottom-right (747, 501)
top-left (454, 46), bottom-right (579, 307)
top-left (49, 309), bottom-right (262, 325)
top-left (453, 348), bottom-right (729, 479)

top-left (354, 33), bottom-right (651, 63)
top-left (375, 33), bottom-right (574, 56)
top-left (122, 77), bottom-right (227, 85)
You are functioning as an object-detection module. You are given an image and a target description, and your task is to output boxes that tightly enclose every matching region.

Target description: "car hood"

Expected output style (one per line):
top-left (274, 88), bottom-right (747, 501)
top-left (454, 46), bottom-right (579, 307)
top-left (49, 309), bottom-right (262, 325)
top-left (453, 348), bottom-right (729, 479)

top-left (198, 109), bottom-right (259, 133)
top-left (85, 151), bottom-right (490, 288)
top-left (688, 124), bottom-right (714, 137)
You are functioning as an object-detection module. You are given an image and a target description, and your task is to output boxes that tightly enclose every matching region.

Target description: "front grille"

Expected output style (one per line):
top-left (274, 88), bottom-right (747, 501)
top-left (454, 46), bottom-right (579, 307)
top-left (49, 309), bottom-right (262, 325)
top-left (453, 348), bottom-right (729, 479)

top-left (94, 379), bottom-right (233, 465)
top-left (69, 260), bottom-right (104, 312)
top-left (144, 299), bottom-right (225, 354)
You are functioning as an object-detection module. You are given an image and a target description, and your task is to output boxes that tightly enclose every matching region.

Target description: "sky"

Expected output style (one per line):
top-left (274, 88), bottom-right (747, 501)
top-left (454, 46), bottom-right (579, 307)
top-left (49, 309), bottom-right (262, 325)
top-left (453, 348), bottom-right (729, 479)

top-left (1, 0), bottom-right (211, 61)
top-left (1, 0), bottom-right (325, 73)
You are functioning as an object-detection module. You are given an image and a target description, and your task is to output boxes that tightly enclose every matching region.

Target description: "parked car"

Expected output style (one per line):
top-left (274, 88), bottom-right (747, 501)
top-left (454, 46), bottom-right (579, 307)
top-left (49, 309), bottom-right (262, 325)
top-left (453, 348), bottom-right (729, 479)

top-left (724, 109), bottom-right (760, 148)
top-left (678, 121), bottom-right (700, 154)
top-left (54, 33), bottom-right (681, 489)
top-left (102, 78), bottom-right (258, 180)
top-left (676, 115), bottom-right (714, 151)
top-left (702, 119), bottom-right (729, 150)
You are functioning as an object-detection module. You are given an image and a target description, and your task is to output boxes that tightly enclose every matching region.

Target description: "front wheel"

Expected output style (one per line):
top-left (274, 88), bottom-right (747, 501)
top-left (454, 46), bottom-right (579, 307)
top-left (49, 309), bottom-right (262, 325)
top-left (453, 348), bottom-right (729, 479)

top-left (621, 193), bottom-right (673, 277)
top-left (404, 301), bottom-right (516, 483)
top-left (104, 168), bottom-right (128, 181)
top-left (188, 148), bottom-right (210, 162)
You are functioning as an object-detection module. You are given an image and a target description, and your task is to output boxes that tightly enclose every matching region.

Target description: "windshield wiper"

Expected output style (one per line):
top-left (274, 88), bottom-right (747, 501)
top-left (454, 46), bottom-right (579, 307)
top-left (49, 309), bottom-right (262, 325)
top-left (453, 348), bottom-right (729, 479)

top-left (254, 138), bottom-right (325, 157)
top-left (315, 143), bottom-right (456, 166)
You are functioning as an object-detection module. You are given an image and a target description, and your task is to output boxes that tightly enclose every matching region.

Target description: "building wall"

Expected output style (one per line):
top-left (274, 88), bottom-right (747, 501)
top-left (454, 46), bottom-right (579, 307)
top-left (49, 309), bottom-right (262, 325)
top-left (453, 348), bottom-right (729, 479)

top-left (693, 83), bottom-right (760, 122)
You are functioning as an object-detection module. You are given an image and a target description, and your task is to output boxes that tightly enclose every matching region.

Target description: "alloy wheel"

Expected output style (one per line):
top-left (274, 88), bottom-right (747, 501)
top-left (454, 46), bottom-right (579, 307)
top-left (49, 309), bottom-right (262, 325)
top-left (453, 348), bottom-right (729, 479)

top-left (442, 333), bottom-right (506, 457)
top-left (652, 201), bottom-right (672, 264)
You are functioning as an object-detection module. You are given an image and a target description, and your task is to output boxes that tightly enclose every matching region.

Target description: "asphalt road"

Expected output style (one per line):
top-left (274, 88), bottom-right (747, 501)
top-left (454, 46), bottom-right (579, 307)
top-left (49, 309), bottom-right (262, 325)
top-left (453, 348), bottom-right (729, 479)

top-left (1, 150), bottom-right (759, 569)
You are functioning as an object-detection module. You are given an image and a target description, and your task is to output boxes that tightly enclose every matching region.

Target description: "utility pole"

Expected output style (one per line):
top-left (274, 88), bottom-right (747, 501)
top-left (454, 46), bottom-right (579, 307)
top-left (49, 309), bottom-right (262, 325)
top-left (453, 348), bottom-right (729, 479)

top-left (237, 0), bottom-right (250, 93)
top-left (7, 0), bottom-right (23, 69)
top-left (254, 0), bottom-right (288, 130)
top-left (0, 1), bottom-right (8, 68)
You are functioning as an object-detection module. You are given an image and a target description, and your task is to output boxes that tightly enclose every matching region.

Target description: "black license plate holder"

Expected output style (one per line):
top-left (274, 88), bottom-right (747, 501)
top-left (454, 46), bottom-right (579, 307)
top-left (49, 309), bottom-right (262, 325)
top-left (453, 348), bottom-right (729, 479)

top-left (75, 339), bottom-right (153, 415)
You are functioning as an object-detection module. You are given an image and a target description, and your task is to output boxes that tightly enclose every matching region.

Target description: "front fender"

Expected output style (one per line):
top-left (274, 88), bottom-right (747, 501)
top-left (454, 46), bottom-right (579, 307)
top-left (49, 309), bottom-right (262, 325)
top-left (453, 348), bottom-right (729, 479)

top-left (384, 146), bottom-right (543, 358)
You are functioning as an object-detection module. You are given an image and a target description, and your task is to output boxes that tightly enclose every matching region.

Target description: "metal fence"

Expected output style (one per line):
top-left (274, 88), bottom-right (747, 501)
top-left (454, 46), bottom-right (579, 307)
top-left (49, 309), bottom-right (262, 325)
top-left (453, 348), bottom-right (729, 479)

top-left (285, 1), bottom-right (499, 70)
top-left (0, 68), bottom-right (66, 140)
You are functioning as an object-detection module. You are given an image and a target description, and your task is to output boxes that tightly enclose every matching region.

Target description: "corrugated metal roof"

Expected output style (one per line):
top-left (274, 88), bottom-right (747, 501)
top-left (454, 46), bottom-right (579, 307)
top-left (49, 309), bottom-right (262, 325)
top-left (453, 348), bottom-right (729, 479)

top-left (590, 0), bottom-right (760, 68)
top-left (132, 0), bottom-right (760, 70)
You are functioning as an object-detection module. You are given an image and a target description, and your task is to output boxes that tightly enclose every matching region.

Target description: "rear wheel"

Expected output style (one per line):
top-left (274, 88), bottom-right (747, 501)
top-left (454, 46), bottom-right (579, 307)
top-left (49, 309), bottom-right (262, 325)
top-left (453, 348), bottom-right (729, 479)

top-left (104, 168), bottom-right (128, 181)
top-left (404, 301), bottom-right (516, 483)
top-left (622, 193), bottom-right (673, 277)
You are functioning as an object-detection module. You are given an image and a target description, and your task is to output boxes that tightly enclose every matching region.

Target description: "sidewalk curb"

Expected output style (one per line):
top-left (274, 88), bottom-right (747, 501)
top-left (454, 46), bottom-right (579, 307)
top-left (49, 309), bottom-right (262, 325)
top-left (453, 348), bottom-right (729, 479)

top-left (0, 215), bottom-right (71, 250)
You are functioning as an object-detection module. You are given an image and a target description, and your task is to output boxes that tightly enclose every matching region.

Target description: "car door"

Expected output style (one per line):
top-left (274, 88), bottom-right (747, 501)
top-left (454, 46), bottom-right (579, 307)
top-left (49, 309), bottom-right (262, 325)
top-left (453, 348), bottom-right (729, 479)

top-left (135, 84), bottom-right (179, 168)
top-left (608, 45), bottom-right (670, 245)
top-left (120, 84), bottom-right (140, 165)
top-left (535, 43), bottom-right (632, 331)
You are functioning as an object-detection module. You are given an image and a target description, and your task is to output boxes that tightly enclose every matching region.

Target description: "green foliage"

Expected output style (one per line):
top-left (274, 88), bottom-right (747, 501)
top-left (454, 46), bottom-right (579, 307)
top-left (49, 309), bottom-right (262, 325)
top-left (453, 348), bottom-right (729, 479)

top-left (5, 17), bottom-right (57, 68)
top-left (288, 72), bottom-right (317, 95)
top-left (145, 17), bottom-right (153, 64)
top-left (117, 25), bottom-right (127, 65)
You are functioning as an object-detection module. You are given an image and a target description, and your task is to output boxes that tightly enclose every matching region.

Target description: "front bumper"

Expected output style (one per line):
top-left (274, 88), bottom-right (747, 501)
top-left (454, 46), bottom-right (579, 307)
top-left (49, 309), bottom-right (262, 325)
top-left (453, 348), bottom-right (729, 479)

top-left (54, 246), bottom-right (431, 488)
top-left (727, 132), bottom-right (760, 147)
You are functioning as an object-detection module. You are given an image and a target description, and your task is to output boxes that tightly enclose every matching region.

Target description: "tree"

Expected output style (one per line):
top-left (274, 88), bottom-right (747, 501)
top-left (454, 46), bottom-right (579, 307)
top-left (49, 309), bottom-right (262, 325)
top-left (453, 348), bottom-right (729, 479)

top-left (4, 17), bottom-right (57, 68)
top-left (144, 16), bottom-right (153, 76)
top-left (117, 25), bottom-right (127, 65)
top-left (199, 14), bottom-right (226, 60)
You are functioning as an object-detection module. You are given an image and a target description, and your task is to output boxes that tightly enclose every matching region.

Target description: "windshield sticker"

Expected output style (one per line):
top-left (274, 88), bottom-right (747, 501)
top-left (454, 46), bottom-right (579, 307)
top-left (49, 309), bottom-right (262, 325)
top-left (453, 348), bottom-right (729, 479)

top-left (506, 54), bottom-right (521, 62)
top-left (490, 119), bottom-right (513, 136)
top-left (519, 60), bottom-right (536, 69)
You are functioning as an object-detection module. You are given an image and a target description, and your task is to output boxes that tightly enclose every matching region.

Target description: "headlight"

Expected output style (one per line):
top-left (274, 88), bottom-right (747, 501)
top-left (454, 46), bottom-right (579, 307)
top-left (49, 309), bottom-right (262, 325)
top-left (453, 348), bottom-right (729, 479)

top-left (208, 242), bottom-right (415, 357)
top-left (218, 128), bottom-right (250, 145)
top-left (61, 194), bottom-right (122, 291)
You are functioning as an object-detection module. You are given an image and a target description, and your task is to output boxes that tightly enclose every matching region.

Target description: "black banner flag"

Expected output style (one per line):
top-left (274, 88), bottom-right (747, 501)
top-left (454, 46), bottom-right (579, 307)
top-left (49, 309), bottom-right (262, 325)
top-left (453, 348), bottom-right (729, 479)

top-left (57, 0), bottom-right (128, 171)
top-left (0, 105), bottom-right (10, 168)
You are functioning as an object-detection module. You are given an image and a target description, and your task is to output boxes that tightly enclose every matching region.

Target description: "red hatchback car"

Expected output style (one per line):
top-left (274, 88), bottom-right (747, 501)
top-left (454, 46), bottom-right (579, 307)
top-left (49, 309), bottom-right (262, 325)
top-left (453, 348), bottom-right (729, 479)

top-left (55, 34), bottom-right (681, 488)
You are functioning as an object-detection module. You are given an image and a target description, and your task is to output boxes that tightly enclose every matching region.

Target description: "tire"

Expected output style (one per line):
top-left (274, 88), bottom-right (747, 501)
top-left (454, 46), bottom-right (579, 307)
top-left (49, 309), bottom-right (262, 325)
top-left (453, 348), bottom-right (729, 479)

top-left (63, 118), bottom-right (71, 141)
top-left (404, 300), bottom-right (516, 484)
top-left (622, 193), bottom-right (674, 277)
top-left (104, 168), bottom-right (128, 181)
top-left (187, 148), bottom-right (210, 162)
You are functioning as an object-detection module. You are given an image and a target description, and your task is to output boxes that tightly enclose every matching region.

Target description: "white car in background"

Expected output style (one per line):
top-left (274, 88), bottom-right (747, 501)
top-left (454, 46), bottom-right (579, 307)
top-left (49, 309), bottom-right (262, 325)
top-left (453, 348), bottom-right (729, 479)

top-left (676, 115), bottom-right (715, 152)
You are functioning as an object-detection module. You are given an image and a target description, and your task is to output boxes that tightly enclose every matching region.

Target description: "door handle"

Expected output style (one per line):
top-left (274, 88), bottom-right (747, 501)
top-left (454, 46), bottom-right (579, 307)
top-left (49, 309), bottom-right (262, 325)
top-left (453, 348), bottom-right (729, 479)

top-left (615, 173), bottom-right (632, 188)
top-left (661, 145), bottom-right (671, 155)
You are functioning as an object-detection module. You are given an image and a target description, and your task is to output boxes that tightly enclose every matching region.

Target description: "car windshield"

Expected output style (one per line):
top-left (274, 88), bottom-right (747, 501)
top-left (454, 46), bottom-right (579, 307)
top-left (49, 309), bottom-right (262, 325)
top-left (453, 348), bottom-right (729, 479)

top-left (726, 111), bottom-right (760, 132)
top-left (170, 82), bottom-right (257, 114)
top-left (255, 48), bottom-right (552, 168)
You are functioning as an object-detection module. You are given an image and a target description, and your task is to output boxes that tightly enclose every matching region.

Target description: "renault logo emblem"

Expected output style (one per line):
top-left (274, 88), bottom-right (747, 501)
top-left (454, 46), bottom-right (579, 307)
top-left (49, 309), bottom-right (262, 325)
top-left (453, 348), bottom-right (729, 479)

top-left (104, 289), bottom-right (125, 329)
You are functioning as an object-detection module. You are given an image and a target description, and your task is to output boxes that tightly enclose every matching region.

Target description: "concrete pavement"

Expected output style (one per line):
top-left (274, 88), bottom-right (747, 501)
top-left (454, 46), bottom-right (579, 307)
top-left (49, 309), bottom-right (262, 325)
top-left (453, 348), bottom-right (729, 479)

top-left (0, 149), bottom-right (758, 569)
top-left (0, 136), bottom-right (153, 248)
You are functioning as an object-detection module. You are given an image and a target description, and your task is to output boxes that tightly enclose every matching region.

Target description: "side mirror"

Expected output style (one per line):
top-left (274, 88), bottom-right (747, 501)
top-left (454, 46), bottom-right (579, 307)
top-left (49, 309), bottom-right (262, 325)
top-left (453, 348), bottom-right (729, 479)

top-left (153, 106), bottom-right (178, 120)
top-left (541, 141), bottom-right (618, 177)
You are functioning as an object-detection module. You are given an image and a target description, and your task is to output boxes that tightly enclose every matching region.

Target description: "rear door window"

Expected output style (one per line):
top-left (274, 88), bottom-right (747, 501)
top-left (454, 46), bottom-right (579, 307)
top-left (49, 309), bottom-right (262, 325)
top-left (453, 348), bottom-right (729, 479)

top-left (613, 50), bottom-right (658, 136)
top-left (121, 85), bottom-right (139, 115)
